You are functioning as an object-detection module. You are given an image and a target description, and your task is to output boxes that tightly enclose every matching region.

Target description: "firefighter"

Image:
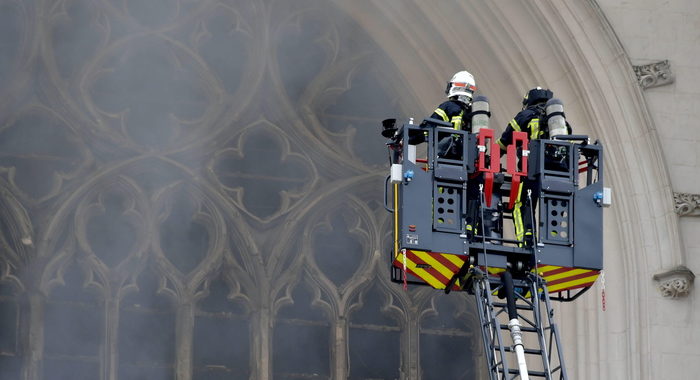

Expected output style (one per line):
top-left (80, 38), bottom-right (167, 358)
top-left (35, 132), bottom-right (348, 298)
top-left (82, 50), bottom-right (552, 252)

top-left (497, 87), bottom-right (570, 247)
top-left (427, 71), bottom-right (494, 241)
top-left (431, 70), bottom-right (476, 129)
top-left (427, 71), bottom-right (476, 158)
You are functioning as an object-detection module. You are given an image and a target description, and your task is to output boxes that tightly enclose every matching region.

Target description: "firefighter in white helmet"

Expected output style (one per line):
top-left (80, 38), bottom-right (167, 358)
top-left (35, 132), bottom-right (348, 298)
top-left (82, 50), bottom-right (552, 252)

top-left (425, 71), bottom-right (484, 239)
top-left (425, 71), bottom-right (477, 158)
top-left (430, 70), bottom-right (476, 130)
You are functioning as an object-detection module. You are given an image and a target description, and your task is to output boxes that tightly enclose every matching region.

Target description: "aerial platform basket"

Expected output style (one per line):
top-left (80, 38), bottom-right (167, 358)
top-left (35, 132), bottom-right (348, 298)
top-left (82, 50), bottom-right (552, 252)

top-left (384, 119), bottom-right (609, 301)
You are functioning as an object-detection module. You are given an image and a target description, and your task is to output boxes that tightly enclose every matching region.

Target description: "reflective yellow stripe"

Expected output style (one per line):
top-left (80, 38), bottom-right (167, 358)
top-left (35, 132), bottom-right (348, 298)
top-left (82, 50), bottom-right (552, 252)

top-left (455, 110), bottom-right (464, 130)
top-left (395, 251), bottom-right (445, 288)
top-left (413, 251), bottom-right (455, 280)
top-left (487, 267), bottom-right (506, 275)
top-left (547, 273), bottom-right (600, 293)
top-left (509, 119), bottom-right (521, 132)
top-left (393, 251), bottom-right (467, 290)
top-left (514, 205), bottom-right (524, 241)
top-left (529, 118), bottom-right (539, 140)
top-left (513, 183), bottom-right (524, 241)
top-left (497, 139), bottom-right (506, 150)
top-left (444, 254), bottom-right (466, 268)
top-left (435, 108), bottom-right (449, 121)
top-left (411, 267), bottom-right (445, 288)
top-left (543, 268), bottom-right (591, 282)
top-left (536, 265), bottom-right (559, 275)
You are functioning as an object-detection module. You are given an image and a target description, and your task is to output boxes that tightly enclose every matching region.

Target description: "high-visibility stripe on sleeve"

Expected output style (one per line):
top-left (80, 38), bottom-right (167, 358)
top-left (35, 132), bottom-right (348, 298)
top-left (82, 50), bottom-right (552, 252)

top-left (514, 204), bottom-right (524, 241)
top-left (497, 139), bottom-right (507, 151)
top-left (513, 183), bottom-right (525, 242)
top-left (529, 119), bottom-right (540, 140)
top-left (509, 119), bottom-right (521, 132)
top-left (451, 115), bottom-right (462, 130)
top-left (434, 108), bottom-right (449, 121)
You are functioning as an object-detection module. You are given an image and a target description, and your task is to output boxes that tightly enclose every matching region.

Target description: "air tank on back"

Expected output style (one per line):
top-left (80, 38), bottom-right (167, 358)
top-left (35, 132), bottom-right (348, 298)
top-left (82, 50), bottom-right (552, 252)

top-left (545, 98), bottom-right (567, 137)
top-left (471, 95), bottom-right (490, 133)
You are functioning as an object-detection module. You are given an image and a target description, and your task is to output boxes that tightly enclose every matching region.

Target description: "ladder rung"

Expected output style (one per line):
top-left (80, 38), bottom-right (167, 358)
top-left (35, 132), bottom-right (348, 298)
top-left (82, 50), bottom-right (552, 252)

top-left (500, 324), bottom-right (538, 333)
top-left (498, 368), bottom-right (548, 377)
top-left (476, 275), bottom-right (566, 379)
top-left (492, 302), bottom-right (534, 311)
top-left (491, 345), bottom-right (543, 355)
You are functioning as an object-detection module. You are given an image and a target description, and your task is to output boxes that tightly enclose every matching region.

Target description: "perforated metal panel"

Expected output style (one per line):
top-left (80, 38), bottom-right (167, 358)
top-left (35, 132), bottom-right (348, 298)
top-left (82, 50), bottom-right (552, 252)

top-left (433, 183), bottom-right (463, 233)
top-left (541, 195), bottom-right (572, 245)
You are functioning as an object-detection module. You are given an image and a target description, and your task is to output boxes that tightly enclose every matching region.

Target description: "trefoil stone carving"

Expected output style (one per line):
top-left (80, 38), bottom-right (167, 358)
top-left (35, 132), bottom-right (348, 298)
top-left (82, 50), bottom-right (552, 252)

top-left (674, 192), bottom-right (700, 216)
top-left (653, 266), bottom-right (695, 298)
top-left (633, 60), bottom-right (674, 89)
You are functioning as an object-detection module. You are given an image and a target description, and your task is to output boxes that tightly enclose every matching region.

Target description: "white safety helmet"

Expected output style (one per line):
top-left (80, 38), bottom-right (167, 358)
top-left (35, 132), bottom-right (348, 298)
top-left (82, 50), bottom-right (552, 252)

top-left (445, 71), bottom-right (477, 104)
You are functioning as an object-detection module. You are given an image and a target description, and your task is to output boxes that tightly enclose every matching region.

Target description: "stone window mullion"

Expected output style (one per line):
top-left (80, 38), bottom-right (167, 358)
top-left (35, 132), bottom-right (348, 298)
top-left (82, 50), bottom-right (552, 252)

top-left (175, 300), bottom-right (195, 380)
top-left (24, 291), bottom-right (45, 380)
top-left (332, 316), bottom-right (348, 379)
top-left (104, 296), bottom-right (119, 380)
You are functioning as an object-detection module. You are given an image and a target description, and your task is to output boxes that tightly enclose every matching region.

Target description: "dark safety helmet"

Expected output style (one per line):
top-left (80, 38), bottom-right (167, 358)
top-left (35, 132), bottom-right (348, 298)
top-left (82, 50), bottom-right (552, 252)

top-left (522, 87), bottom-right (553, 108)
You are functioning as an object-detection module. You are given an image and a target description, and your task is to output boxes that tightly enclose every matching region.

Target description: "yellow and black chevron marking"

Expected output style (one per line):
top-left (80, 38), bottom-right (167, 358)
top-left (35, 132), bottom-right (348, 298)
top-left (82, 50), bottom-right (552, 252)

top-left (536, 265), bottom-right (600, 293)
top-left (392, 250), bottom-right (467, 290)
top-left (486, 265), bottom-right (599, 293)
top-left (393, 250), bottom-right (599, 293)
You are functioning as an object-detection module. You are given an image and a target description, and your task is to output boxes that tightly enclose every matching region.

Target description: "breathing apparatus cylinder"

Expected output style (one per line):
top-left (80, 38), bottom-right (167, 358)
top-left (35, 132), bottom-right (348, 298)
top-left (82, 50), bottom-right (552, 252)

top-left (545, 98), bottom-right (567, 138)
top-left (470, 95), bottom-right (490, 134)
top-left (471, 95), bottom-right (500, 243)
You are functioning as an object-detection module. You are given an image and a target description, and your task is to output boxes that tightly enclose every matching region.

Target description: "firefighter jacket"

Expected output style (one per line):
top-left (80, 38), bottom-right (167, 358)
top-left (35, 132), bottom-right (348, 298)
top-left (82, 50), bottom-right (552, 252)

top-left (429, 100), bottom-right (471, 131)
top-left (497, 103), bottom-right (571, 150)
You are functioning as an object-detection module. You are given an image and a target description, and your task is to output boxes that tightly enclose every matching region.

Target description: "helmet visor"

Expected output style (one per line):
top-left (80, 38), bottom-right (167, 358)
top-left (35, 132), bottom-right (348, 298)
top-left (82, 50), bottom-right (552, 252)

top-left (448, 82), bottom-right (476, 98)
top-left (452, 83), bottom-right (476, 92)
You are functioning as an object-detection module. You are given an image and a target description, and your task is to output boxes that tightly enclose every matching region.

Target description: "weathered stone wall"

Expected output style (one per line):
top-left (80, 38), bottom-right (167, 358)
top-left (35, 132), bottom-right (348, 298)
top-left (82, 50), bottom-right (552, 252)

top-left (597, 0), bottom-right (700, 378)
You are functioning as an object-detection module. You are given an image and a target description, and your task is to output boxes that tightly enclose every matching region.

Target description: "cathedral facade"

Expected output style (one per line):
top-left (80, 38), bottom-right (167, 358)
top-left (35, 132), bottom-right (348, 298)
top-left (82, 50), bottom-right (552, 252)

top-left (0, 1), bottom-right (697, 379)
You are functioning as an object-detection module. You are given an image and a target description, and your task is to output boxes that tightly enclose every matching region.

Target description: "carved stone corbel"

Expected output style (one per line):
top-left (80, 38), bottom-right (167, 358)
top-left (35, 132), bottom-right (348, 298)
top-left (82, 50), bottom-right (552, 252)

top-left (674, 192), bottom-right (700, 216)
top-left (633, 60), bottom-right (674, 89)
top-left (653, 266), bottom-right (695, 298)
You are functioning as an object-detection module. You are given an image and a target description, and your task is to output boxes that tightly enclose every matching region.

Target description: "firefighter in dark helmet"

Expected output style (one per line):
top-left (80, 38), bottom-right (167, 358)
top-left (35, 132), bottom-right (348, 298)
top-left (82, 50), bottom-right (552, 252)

top-left (498, 87), bottom-right (571, 246)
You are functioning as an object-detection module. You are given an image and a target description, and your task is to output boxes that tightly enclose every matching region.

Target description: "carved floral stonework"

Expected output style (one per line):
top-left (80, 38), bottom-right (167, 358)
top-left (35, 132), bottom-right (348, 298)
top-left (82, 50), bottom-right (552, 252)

top-left (653, 266), bottom-right (695, 299)
top-left (674, 192), bottom-right (700, 216)
top-left (633, 60), bottom-right (674, 89)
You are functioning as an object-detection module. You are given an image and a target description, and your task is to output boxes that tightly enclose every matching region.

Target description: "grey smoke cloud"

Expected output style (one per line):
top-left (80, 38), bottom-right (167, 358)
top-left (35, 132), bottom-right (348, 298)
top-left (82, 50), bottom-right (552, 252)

top-left (0, 1), bottom-right (483, 379)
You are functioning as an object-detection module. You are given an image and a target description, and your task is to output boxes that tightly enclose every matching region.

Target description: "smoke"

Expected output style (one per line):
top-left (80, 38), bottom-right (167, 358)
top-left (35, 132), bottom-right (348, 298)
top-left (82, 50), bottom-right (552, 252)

top-left (0, 1), bottom-right (483, 379)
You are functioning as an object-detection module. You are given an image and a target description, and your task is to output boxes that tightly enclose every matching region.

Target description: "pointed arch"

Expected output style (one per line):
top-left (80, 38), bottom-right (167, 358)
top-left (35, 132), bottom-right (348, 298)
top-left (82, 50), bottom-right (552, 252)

top-left (333, 1), bottom-right (676, 378)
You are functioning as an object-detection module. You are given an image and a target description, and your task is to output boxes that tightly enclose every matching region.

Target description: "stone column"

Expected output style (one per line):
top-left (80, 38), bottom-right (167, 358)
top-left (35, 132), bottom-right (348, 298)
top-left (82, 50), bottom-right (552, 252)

top-left (175, 301), bottom-right (195, 380)
top-left (404, 311), bottom-right (420, 379)
top-left (333, 316), bottom-right (348, 379)
top-left (103, 296), bottom-right (119, 380)
top-left (24, 292), bottom-right (44, 380)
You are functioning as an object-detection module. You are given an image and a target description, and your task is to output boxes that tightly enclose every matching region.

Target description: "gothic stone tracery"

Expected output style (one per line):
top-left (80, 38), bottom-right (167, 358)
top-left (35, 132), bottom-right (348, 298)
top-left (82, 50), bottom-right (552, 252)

top-left (0, 1), bottom-right (483, 379)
